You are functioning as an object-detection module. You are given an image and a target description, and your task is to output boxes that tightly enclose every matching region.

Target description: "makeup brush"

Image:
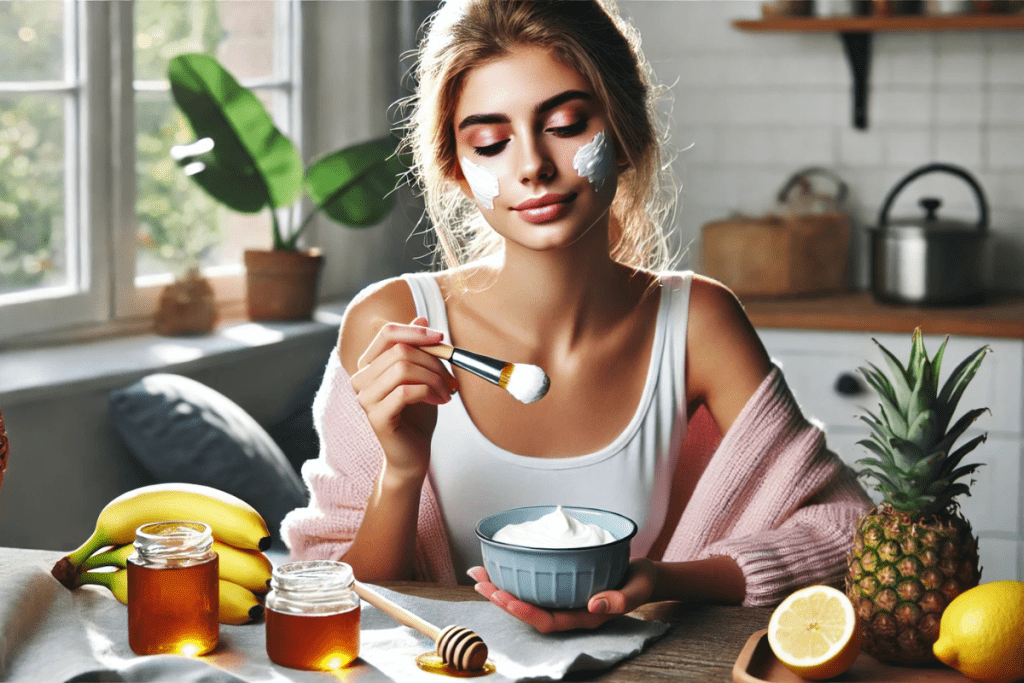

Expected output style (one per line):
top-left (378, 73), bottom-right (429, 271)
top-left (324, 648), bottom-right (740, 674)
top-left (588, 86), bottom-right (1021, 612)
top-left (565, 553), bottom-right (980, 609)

top-left (421, 343), bottom-right (550, 404)
top-left (352, 581), bottom-right (489, 672)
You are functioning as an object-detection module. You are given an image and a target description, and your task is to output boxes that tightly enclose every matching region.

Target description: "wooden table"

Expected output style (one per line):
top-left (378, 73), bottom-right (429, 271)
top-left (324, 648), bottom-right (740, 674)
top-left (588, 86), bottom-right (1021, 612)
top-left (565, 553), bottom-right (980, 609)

top-left (382, 581), bottom-right (774, 682)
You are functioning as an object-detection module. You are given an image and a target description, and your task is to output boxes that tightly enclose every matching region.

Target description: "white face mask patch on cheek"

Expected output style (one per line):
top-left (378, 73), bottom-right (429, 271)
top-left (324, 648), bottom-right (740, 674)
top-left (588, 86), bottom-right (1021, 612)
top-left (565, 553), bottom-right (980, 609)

top-left (460, 157), bottom-right (500, 210)
top-left (572, 130), bottom-right (616, 192)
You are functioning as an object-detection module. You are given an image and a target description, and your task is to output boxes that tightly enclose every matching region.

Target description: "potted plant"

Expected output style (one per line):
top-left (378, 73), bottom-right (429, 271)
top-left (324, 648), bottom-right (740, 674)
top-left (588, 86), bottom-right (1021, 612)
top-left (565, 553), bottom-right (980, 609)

top-left (167, 53), bottom-right (405, 321)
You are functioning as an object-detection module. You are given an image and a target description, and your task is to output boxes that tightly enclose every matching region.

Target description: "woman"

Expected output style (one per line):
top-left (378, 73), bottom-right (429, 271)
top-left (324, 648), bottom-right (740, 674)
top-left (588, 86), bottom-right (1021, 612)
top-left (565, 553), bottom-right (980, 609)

top-left (282, 0), bottom-right (871, 633)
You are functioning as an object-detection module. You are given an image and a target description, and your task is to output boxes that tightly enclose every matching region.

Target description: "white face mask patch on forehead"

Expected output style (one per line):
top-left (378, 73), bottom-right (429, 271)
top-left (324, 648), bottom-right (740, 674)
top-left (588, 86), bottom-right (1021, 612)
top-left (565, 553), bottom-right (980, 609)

top-left (572, 129), bottom-right (615, 192)
top-left (460, 156), bottom-right (500, 210)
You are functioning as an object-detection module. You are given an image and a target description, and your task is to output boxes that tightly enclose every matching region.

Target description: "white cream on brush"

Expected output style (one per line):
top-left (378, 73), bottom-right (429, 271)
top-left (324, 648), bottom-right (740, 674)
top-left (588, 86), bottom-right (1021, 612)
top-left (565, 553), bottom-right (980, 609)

top-left (492, 506), bottom-right (615, 548)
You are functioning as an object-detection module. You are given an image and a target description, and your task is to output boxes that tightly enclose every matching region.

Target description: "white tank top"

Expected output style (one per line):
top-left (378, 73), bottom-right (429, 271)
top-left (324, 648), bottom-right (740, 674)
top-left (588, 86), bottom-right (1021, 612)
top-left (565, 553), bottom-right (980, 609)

top-left (401, 271), bottom-right (692, 581)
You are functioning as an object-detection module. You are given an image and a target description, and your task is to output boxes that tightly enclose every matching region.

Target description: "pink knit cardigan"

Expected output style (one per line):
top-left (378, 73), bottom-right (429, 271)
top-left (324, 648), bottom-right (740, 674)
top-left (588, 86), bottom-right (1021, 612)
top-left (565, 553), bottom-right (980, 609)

top-left (281, 356), bottom-right (873, 607)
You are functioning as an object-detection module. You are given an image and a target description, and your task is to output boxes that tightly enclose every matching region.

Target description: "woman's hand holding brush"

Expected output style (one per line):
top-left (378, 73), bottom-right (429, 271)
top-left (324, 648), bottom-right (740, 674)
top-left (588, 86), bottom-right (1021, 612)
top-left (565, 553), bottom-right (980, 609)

top-left (349, 316), bottom-right (458, 482)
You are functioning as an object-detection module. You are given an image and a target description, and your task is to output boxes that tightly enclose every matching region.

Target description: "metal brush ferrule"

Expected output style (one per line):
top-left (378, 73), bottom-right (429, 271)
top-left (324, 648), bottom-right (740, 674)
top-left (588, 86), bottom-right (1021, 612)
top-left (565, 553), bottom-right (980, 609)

top-left (448, 348), bottom-right (508, 387)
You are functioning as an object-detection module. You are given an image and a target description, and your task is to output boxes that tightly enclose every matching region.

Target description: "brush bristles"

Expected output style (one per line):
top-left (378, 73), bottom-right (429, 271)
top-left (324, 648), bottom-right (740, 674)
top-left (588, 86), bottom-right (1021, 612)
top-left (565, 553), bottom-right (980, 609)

top-left (497, 364), bottom-right (514, 389)
top-left (501, 363), bottom-right (550, 404)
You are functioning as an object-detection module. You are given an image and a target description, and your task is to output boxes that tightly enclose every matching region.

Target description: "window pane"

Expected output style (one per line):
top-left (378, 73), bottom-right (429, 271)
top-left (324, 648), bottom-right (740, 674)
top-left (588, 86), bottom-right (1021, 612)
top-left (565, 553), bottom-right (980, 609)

top-left (0, 1), bottom-right (65, 82)
top-left (135, 91), bottom-right (271, 278)
top-left (134, 0), bottom-right (289, 283)
top-left (0, 94), bottom-right (67, 297)
top-left (134, 0), bottom-right (277, 82)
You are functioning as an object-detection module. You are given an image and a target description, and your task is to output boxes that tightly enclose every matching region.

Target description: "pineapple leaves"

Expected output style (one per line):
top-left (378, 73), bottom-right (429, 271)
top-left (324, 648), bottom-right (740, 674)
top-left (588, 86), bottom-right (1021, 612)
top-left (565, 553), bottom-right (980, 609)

top-left (874, 338), bottom-right (913, 412)
top-left (940, 434), bottom-right (987, 478)
top-left (937, 344), bottom-right (989, 429)
top-left (906, 408), bottom-right (937, 449)
top-left (855, 328), bottom-right (989, 518)
top-left (860, 363), bottom-right (903, 421)
top-left (934, 407), bottom-right (990, 456)
top-left (931, 336), bottom-right (948, 396)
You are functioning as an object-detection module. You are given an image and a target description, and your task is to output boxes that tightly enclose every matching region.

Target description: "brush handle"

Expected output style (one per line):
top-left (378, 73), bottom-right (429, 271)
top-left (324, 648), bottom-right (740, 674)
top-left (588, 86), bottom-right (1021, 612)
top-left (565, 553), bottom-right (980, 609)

top-left (421, 344), bottom-right (507, 387)
top-left (353, 581), bottom-right (441, 642)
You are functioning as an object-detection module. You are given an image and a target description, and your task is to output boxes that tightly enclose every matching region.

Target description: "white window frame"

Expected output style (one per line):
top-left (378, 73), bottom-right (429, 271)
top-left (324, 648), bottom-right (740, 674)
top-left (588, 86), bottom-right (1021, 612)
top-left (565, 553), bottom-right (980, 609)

top-left (0, 1), bottom-right (111, 343)
top-left (0, 0), bottom-right (303, 347)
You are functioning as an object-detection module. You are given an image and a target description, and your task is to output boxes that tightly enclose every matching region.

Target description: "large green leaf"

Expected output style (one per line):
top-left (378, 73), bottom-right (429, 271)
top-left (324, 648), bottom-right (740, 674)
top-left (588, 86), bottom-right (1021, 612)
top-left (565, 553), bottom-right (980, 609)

top-left (306, 137), bottom-right (406, 229)
top-left (168, 53), bottom-right (302, 213)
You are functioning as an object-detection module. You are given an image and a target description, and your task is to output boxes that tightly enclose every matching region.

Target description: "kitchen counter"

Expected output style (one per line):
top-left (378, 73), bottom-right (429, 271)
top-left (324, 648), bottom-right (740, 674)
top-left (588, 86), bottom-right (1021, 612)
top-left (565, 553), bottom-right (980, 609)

top-left (742, 291), bottom-right (1024, 339)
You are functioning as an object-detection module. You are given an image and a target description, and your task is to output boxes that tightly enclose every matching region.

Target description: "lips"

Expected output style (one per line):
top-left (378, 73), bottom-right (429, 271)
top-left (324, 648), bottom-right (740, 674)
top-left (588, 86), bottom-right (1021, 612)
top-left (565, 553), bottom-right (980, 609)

top-left (512, 193), bottom-right (577, 224)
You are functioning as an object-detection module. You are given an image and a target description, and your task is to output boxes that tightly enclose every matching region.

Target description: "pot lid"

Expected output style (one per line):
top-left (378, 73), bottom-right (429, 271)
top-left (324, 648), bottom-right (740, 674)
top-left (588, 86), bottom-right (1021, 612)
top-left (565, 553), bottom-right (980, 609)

top-left (885, 197), bottom-right (983, 233)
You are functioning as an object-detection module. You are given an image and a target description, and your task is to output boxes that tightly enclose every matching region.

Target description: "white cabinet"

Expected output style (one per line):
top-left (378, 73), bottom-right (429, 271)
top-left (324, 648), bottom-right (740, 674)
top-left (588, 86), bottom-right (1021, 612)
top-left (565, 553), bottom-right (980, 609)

top-left (757, 328), bottom-right (1024, 583)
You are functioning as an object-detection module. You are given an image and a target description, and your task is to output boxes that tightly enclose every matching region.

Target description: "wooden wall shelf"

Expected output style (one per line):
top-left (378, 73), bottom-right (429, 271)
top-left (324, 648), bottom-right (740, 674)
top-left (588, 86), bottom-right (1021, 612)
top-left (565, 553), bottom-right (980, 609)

top-left (732, 15), bottom-right (1024, 32)
top-left (732, 14), bottom-right (1024, 129)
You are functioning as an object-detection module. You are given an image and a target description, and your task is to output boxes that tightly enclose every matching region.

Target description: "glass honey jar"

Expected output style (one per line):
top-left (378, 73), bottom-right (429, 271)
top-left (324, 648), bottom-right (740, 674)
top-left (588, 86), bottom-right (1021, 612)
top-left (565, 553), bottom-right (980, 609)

top-left (265, 560), bottom-right (361, 671)
top-left (127, 521), bottom-right (219, 656)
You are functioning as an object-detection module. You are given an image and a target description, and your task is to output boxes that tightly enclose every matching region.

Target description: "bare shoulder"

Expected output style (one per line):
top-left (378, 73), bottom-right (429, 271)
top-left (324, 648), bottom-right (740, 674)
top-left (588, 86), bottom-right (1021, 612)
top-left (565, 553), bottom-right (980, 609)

top-left (685, 275), bottom-right (772, 430)
top-left (338, 277), bottom-right (419, 375)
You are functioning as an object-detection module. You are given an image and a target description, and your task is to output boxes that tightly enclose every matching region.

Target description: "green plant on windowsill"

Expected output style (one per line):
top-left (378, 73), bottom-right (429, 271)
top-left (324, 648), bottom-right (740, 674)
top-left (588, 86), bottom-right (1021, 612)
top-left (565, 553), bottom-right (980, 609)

top-left (167, 53), bottom-right (405, 321)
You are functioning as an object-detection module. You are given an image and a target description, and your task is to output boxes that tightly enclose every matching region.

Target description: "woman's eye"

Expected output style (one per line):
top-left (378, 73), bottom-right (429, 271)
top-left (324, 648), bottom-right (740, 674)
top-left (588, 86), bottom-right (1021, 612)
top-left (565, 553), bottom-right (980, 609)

top-left (548, 120), bottom-right (588, 137)
top-left (473, 140), bottom-right (508, 157)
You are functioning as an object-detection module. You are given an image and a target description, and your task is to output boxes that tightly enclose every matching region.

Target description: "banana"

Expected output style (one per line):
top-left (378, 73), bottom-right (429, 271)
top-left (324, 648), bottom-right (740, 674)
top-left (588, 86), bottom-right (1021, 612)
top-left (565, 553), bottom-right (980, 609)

top-left (217, 579), bottom-right (265, 626)
top-left (80, 541), bottom-right (272, 594)
top-left (52, 483), bottom-right (270, 587)
top-left (76, 570), bottom-right (265, 625)
top-left (81, 544), bottom-right (135, 571)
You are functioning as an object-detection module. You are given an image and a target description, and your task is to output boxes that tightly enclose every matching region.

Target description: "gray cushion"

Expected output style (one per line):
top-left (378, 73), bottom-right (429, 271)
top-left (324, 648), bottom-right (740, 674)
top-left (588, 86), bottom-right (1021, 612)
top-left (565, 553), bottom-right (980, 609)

top-left (108, 373), bottom-right (308, 548)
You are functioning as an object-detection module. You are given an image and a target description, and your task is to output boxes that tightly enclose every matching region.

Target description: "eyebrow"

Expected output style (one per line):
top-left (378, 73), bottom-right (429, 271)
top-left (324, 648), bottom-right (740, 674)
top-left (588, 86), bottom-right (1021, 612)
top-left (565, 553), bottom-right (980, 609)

top-left (457, 90), bottom-right (593, 131)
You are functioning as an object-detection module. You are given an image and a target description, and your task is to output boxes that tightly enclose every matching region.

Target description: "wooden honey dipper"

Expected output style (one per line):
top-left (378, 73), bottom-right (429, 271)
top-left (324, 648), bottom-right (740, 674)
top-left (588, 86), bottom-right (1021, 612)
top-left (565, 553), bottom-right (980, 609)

top-left (352, 581), bottom-right (489, 672)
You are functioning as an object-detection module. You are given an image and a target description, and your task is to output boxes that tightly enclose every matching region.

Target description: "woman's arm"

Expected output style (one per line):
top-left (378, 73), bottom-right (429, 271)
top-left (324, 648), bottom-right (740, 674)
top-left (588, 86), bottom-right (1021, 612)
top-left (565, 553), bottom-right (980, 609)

top-left (684, 275), bottom-right (773, 436)
top-left (294, 279), bottom-right (457, 582)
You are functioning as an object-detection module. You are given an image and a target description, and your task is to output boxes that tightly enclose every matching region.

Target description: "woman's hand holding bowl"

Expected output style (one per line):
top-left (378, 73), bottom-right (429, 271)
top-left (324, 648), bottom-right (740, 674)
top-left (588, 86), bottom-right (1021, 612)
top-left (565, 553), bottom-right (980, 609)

top-left (467, 559), bottom-right (657, 633)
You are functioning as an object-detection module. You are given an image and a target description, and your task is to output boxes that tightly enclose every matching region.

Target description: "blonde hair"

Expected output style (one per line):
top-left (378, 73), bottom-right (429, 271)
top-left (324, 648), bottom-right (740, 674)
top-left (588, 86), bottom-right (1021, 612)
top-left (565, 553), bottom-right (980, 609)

top-left (400, 0), bottom-right (676, 277)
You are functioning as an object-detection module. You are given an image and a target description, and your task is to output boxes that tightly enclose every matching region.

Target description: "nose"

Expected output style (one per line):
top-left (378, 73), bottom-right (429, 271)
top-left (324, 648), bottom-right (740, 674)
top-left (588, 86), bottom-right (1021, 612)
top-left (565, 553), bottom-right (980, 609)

top-left (517, 134), bottom-right (556, 185)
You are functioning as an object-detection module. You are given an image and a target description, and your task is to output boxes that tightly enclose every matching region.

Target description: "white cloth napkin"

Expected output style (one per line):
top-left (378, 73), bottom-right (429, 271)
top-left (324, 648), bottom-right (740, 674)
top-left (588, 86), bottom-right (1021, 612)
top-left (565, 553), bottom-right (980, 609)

top-left (0, 548), bottom-right (668, 682)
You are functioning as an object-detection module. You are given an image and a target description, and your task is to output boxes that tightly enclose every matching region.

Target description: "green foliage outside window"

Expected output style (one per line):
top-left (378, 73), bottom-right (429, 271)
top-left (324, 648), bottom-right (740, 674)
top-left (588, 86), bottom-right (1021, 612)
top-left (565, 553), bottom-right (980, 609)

top-left (0, 1), bottom-right (65, 295)
top-left (0, 0), bottom-right (281, 296)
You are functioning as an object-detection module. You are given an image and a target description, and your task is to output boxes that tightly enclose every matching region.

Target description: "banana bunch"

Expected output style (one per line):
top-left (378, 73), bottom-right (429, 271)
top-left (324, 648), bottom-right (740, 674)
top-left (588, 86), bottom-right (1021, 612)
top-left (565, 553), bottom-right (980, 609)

top-left (52, 483), bottom-right (275, 625)
top-left (76, 569), bottom-right (265, 625)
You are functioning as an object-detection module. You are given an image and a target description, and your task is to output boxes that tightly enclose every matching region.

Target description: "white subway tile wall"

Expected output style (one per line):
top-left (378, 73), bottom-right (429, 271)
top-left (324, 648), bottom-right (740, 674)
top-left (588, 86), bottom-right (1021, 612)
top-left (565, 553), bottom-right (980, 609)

top-left (622, 0), bottom-right (1024, 292)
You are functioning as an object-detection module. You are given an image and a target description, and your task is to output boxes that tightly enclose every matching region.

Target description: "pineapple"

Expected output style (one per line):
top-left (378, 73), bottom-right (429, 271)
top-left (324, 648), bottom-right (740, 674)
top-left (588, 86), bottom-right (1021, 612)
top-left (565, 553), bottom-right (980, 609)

top-left (845, 328), bottom-right (989, 665)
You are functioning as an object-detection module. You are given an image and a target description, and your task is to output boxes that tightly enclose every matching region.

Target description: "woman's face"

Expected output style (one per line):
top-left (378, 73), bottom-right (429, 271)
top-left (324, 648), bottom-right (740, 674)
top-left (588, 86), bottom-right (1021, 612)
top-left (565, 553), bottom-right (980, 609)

top-left (452, 45), bottom-right (618, 254)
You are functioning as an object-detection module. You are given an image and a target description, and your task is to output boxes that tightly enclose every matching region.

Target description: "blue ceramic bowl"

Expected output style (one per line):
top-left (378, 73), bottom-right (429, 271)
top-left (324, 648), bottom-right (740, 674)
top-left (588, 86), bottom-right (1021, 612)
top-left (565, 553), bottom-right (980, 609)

top-left (475, 506), bottom-right (637, 610)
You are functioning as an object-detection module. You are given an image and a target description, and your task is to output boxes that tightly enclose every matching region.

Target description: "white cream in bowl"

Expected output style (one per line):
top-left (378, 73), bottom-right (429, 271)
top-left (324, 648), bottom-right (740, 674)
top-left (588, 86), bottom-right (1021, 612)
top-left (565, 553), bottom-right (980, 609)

top-left (491, 506), bottom-right (616, 548)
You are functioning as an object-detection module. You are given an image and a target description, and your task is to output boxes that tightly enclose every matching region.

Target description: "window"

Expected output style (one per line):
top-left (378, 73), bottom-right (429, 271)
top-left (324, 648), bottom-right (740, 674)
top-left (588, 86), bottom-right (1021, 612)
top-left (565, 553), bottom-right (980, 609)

top-left (0, 0), bottom-right (301, 345)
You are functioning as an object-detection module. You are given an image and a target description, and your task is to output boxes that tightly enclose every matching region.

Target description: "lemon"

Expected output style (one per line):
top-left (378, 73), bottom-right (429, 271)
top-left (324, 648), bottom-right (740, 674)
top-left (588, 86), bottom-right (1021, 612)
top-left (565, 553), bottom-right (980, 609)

top-left (767, 585), bottom-right (862, 680)
top-left (933, 580), bottom-right (1024, 683)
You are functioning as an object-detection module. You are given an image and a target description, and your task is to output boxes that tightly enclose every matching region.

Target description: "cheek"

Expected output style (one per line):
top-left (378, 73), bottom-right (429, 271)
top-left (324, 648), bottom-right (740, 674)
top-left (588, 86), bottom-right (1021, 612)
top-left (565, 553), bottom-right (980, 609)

top-left (571, 130), bottom-right (616, 192)
top-left (459, 156), bottom-right (501, 210)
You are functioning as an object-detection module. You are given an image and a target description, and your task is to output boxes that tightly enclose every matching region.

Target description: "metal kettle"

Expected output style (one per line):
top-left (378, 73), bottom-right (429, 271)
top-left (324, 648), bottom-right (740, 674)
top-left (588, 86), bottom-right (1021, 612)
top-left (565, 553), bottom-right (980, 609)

top-left (869, 162), bottom-right (989, 306)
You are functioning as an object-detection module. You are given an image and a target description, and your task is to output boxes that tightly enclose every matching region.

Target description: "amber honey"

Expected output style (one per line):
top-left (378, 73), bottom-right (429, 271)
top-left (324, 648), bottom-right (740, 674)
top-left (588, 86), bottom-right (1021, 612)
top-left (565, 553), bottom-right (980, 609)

top-left (265, 560), bottom-right (361, 671)
top-left (126, 521), bottom-right (219, 656)
top-left (415, 652), bottom-right (496, 677)
top-left (266, 605), bottom-right (360, 670)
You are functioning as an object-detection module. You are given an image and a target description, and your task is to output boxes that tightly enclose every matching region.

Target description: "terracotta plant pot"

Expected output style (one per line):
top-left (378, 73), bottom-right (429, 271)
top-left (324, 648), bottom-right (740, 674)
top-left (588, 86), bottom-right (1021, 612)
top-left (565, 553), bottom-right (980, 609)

top-left (243, 248), bottom-right (324, 321)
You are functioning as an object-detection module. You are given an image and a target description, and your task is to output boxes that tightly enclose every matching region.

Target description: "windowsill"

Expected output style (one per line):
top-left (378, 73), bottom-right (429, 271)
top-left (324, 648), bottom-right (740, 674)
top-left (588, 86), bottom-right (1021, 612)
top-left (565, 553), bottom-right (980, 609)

top-left (0, 300), bottom-right (350, 408)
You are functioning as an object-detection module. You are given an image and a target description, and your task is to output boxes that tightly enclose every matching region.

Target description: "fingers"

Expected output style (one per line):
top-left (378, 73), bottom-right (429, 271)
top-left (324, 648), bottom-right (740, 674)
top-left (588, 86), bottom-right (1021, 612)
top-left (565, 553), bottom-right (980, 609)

top-left (468, 566), bottom-right (614, 633)
top-left (357, 317), bottom-right (444, 371)
top-left (466, 566), bottom-right (489, 584)
top-left (352, 316), bottom-right (459, 403)
top-left (359, 346), bottom-right (454, 409)
top-left (586, 558), bottom-right (658, 616)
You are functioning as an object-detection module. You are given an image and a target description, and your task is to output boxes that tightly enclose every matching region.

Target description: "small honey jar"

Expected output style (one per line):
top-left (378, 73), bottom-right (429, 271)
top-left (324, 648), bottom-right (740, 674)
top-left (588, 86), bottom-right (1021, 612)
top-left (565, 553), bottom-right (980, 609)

top-left (265, 560), bottom-right (361, 671)
top-left (127, 521), bottom-right (219, 656)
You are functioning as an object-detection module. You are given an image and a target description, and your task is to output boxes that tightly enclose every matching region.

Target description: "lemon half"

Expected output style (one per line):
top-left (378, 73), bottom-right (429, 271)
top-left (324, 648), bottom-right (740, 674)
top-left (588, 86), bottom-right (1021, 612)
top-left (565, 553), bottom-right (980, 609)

top-left (767, 584), bottom-right (862, 680)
